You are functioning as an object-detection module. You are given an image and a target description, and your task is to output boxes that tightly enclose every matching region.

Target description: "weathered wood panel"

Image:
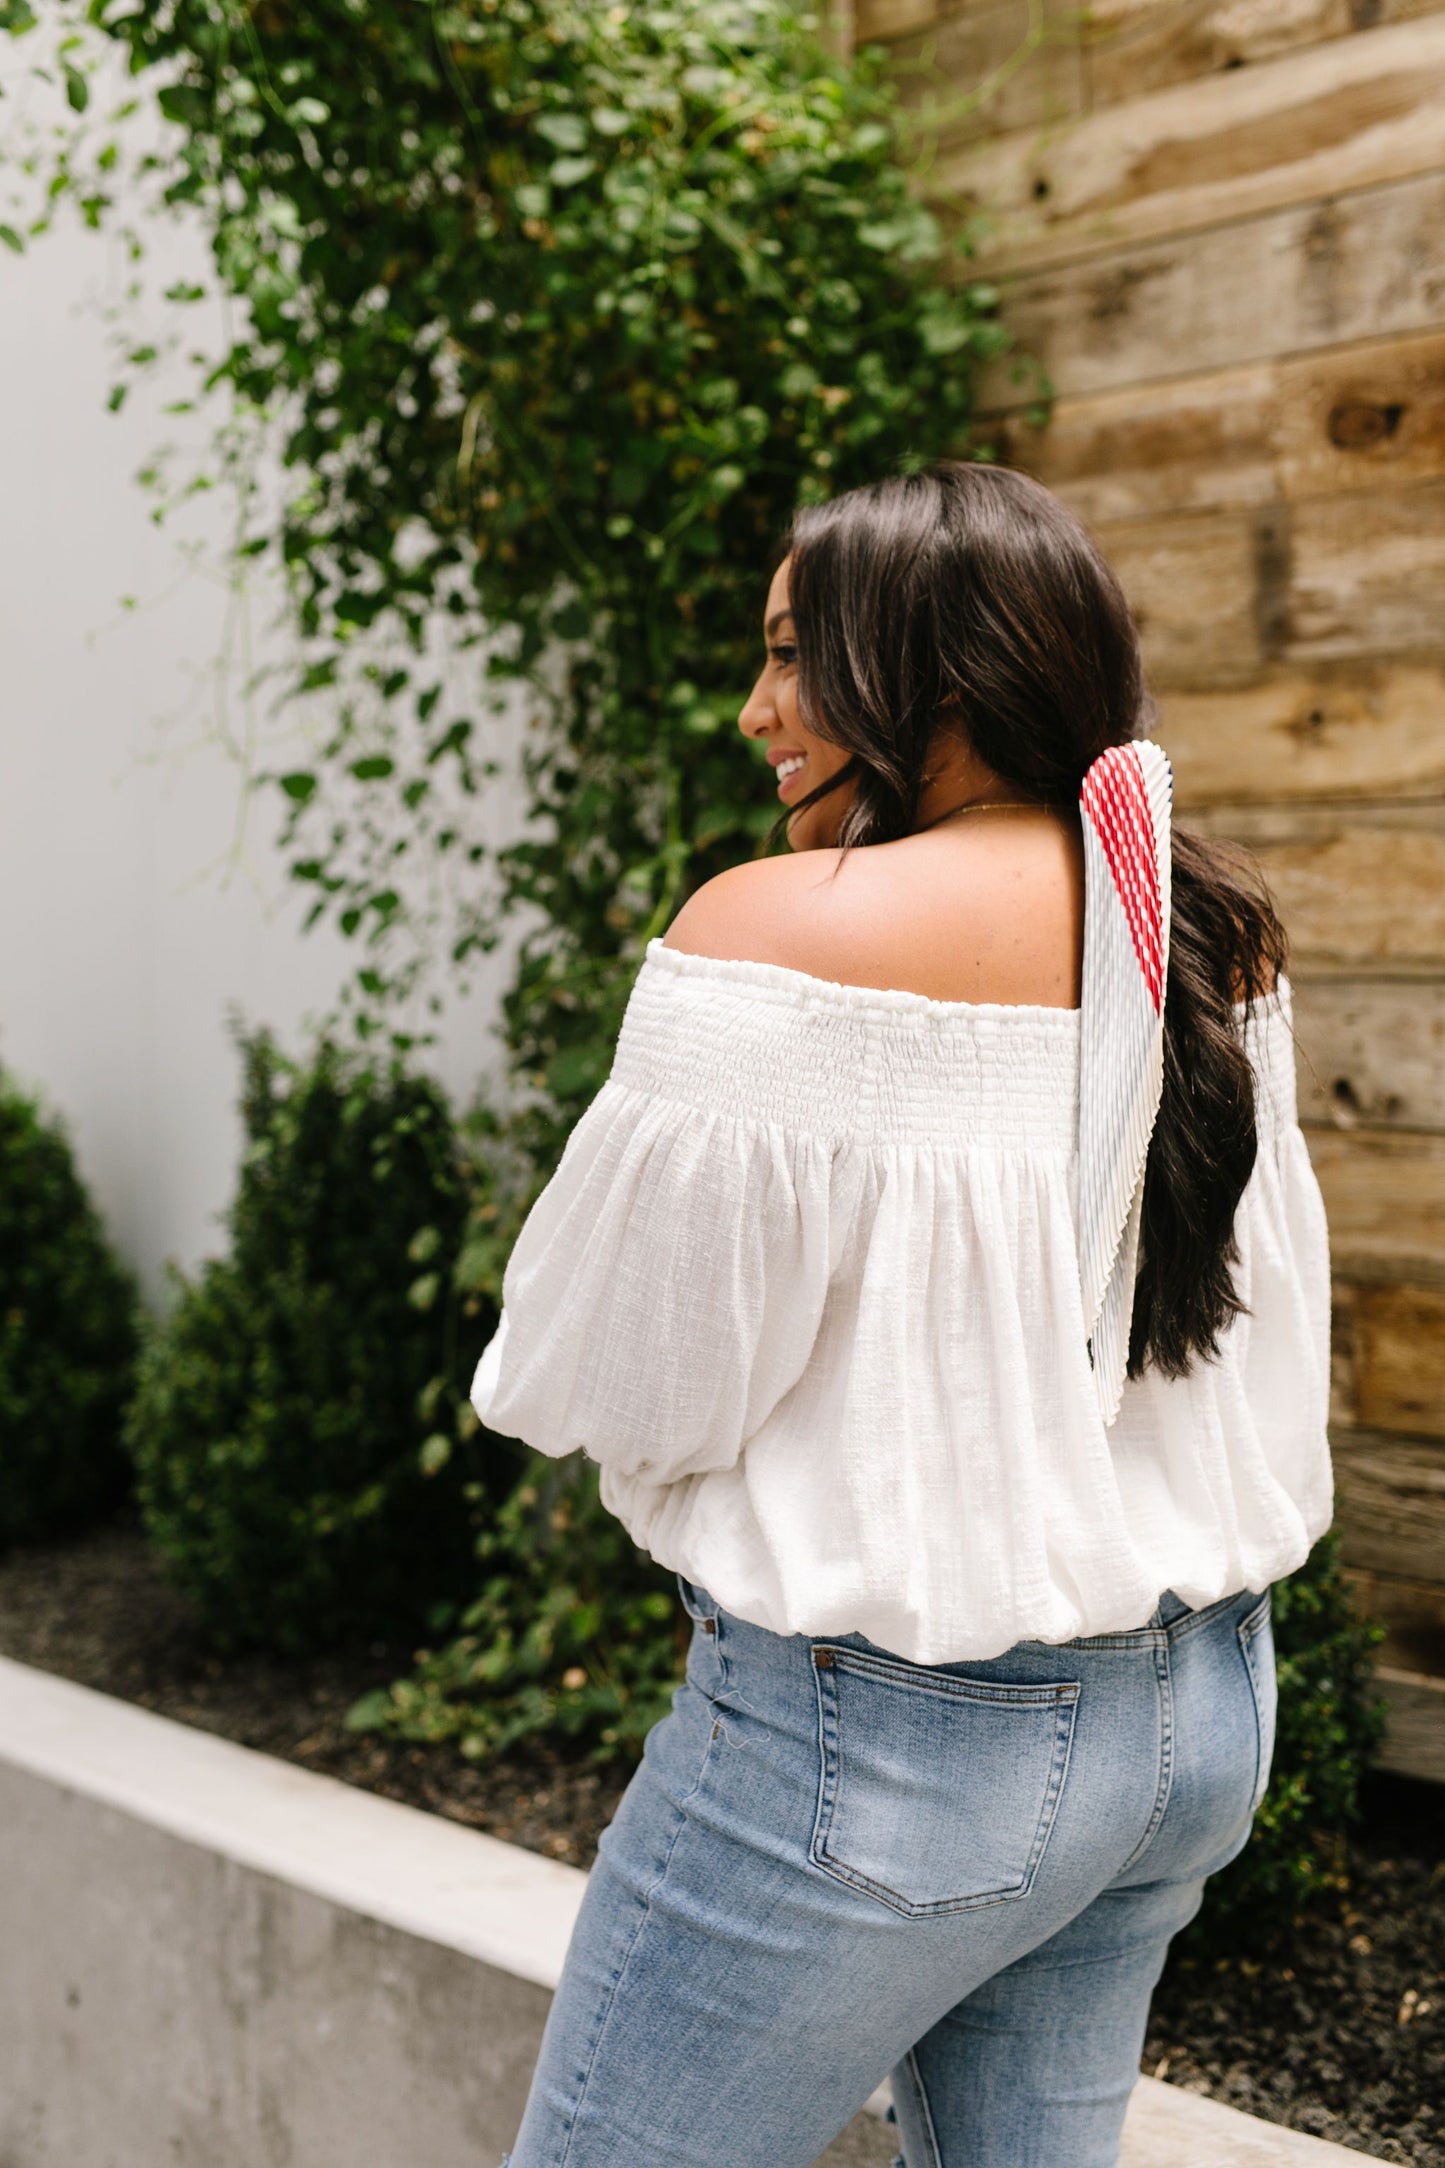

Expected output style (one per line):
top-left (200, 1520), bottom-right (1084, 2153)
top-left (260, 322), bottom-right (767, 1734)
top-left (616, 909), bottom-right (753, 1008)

top-left (1331, 1282), bottom-right (1358, 1428)
top-left (1343, 1564), bottom-right (1445, 1664)
top-left (1084, 0), bottom-right (1352, 107)
top-left (899, 0), bottom-right (1445, 1742)
top-left (1157, 663), bottom-right (1445, 807)
top-left (995, 329), bottom-right (1445, 521)
top-left (1330, 1429), bottom-right (1445, 1581)
top-left (1287, 485), bottom-right (1445, 659)
top-left (996, 362), bottom-right (1280, 519)
top-left (1274, 330), bottom-right (1445, 501)
top-left (1375, 1667), bottom-right (1445, 1781)
top-left (1293, 977), bottom-right (1445, 1131)
top-left (935, 14), bottom-right (1445, 272)
top-left (1105, 489), bottom-right (1445, 672)
top-left (1187, 805), bottom-right (1445, 971)
top-left (1305, 1129), bottom-right (1445, 1286)
top-left (856, 0), bottom-right (939, 37)
top-left (1096, 510), bottom-right (1266, 686)
top-left (886, 2), bottom-right (1088, 149)
top-left (975, 171), bottom-right (1445, 403)
top-left (1345, 1576), bottom-right (1445, 1776)
top-left (864, 0), bottom-right (1445, 113)
top-left (1082, 0), bottom-right (1443, 108)
top-left (1333, 1282), bottom-right (1445, 1435)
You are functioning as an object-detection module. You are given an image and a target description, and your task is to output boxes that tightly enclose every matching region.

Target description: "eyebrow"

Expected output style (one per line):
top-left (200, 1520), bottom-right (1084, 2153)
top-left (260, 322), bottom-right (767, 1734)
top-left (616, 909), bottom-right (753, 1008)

top-left (765, 610), bottom-right (794, 637)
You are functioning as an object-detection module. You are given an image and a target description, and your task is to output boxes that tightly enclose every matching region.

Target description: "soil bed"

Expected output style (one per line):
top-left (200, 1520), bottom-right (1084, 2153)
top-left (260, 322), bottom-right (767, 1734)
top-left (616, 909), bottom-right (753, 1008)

top-left (1, 1514), bottom-right (1439, 2165)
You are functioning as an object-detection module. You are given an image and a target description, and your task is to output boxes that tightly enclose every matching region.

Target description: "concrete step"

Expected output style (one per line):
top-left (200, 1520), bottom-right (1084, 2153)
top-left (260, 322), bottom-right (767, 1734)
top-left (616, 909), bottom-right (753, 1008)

top-left (0, 1657), bottom-right (1380, 2167)
top-left (817, 2077), bottom-right (1372, 2166)
top-left (847, 2059), bottom-right (1369, 2166)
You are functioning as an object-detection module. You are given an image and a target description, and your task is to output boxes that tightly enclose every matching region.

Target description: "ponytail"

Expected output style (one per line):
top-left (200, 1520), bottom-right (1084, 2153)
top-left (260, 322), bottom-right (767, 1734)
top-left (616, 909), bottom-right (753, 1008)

top-left (1130, 828), bottom-right (1290, 1378)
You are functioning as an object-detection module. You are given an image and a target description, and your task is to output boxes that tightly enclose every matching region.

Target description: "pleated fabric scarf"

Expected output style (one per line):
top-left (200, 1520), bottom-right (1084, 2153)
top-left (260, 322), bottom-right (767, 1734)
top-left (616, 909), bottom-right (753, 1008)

top-left (1076, 737), bottom-right (1174, 1427)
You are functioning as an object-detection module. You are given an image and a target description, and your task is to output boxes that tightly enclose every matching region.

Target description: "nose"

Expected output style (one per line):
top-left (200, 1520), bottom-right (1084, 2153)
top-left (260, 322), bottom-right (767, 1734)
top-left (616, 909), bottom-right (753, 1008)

top-left (738, 674), bottom-right (774, 741)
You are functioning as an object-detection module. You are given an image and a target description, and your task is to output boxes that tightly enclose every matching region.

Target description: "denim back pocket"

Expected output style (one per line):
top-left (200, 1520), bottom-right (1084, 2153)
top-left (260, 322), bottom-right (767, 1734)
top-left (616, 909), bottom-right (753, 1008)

top-left (1236, 1591), bottom-right (1277, 1818)
top-left (808, 1645), bottom-right (1079, 1917)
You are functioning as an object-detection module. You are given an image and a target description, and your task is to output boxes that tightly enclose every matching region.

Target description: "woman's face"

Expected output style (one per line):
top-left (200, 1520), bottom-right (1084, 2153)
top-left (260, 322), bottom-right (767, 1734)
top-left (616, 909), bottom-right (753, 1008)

top-left (738, 555), bottom-right (855, 851)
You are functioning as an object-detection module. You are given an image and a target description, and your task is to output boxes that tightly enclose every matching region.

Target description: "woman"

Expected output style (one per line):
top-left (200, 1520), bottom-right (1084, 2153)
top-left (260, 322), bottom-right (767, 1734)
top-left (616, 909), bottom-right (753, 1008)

top-left (470, 462), bottom-right (1332, 2168)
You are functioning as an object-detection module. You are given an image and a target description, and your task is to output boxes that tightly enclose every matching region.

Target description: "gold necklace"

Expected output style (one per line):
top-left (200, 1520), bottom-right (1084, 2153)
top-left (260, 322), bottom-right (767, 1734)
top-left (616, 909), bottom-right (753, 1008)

top-left (913, 796), bottom-right (1062, 835)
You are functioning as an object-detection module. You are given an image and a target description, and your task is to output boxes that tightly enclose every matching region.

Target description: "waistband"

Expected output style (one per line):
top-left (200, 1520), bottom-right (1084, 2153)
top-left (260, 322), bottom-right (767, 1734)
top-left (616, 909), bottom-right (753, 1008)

top-left (677, 1575), bottom-right (1268, 1670)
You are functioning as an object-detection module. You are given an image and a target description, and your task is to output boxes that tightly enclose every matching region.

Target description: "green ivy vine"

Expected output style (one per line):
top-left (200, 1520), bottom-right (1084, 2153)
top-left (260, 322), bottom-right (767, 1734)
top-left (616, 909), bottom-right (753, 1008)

top-left (2, 0), bottom-right (1037, 1763)
top-left (2, 0), bottom-right (1028, 1255)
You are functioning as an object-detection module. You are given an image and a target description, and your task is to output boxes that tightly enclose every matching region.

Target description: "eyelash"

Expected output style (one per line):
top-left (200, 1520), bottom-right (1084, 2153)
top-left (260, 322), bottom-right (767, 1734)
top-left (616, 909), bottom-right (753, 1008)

top-left (769, 644), bottom-right (797, 667)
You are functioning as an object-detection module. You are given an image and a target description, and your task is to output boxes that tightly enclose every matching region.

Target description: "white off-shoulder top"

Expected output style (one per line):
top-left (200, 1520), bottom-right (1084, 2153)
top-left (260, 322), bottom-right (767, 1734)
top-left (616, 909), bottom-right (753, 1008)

top-left (470, 937), bottom-right (1333, 1663)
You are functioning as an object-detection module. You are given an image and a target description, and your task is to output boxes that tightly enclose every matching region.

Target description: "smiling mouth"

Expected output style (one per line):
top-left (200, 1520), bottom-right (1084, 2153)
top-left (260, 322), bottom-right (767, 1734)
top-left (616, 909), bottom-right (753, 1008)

top-left (775, 754), bottom-right (806, 794)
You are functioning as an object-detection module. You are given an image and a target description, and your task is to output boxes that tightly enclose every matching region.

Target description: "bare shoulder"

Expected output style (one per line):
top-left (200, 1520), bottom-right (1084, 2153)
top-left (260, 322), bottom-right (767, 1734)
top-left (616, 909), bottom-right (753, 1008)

top-left (662, 827), bottom-right (1272, 1012)
top-left (661, 851), bottom-right (859, 975)
top-left (662, 819), bottom-right (1084, 1010)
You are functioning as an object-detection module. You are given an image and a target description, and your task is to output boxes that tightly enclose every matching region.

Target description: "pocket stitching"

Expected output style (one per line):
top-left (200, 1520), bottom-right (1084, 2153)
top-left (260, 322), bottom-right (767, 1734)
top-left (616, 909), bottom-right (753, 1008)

top-left (1236, 1593), bottom-right (1275, 1817)
top-left (819, 1643), bottom-right (1083, 1709)
top-left (808, 1649), bottom-right (1081, 1918)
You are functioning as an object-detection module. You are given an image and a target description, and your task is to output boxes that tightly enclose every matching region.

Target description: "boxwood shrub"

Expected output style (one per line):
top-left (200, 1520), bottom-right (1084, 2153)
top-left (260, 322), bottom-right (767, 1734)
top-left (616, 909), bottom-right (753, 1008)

top-left (0, 1069), bottom-right (139, 1547)
top-left (126, 1029), bottom-right (517, 1652)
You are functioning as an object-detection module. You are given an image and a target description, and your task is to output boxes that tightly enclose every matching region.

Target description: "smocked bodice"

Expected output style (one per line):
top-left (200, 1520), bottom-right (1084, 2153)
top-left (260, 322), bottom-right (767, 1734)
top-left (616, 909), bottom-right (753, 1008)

top-left (620, 939), bottom-right (1299, 1150)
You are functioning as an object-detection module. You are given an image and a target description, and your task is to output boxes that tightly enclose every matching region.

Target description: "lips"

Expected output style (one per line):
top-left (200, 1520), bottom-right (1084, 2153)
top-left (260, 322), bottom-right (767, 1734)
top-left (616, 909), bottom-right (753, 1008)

top-left (773, 752), bottom-right (807, 796)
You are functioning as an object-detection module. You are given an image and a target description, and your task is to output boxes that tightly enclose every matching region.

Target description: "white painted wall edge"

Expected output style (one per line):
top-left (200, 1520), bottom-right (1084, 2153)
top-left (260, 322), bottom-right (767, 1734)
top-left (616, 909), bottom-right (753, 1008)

top-left (0, 1655), bottom-right (1377, 2165)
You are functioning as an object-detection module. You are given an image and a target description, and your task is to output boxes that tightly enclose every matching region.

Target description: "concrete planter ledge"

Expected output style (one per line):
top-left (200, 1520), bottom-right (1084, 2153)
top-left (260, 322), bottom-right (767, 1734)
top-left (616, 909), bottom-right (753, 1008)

top-left (0, 1655), bottom-right (1378, 2167)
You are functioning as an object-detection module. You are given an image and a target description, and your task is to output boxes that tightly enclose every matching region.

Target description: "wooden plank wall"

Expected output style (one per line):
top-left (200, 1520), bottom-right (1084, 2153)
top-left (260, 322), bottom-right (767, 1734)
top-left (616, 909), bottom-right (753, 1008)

top-left (861, 0), bottom-right (1445, 1776)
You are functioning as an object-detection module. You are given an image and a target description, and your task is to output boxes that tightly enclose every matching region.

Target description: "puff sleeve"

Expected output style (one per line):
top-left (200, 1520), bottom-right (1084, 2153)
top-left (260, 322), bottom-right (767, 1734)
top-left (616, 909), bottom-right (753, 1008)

top-left (1222, 987), bottom-right (1335, 1529)
top-left (469, 1076), bottom-right (838, 1483)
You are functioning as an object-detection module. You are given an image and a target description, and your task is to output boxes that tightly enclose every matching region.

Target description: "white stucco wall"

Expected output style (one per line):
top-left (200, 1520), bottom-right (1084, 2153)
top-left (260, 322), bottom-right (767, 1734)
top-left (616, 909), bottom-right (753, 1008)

top-left (0, 49), bottom-right (530, 1301)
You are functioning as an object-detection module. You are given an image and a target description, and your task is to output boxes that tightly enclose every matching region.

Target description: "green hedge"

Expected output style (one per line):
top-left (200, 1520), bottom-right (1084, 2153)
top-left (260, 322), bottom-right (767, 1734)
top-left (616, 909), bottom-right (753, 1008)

top-left (126, 1030), bottom-right (517, 1652)
top-left (2, 0), bottom-right (1019, 1173)
top-left (346, 1448), bottom-right (681, 1764)
top-left (0, 1070), bottom-right (138, 1548)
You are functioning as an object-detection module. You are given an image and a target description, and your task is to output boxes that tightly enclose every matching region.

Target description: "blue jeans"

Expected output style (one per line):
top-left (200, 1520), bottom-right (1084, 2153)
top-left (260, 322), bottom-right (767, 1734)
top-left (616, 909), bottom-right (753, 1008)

top-left (503, 1576), bottom-right (1276, 2168)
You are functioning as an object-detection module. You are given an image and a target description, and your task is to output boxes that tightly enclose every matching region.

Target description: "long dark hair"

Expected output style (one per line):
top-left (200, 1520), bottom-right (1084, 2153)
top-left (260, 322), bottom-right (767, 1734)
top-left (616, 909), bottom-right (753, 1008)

top-left (768, 459), bottom-right (1288, 1383)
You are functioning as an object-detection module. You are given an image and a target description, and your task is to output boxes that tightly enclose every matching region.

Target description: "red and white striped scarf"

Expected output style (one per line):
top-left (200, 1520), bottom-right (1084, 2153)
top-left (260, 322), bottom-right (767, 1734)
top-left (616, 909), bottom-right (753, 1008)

top-left (1077, 737), bottom-right (1174, 1427)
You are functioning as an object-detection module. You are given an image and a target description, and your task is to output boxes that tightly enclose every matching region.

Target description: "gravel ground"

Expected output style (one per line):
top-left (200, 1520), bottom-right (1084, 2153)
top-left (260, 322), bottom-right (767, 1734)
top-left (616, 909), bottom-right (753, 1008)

top-left (1143, 1792), bottom-right (1444, 2165)
top-left (1, 1513), bottom-right (1439, 2163)
top-left (0, 1512), bottom-right (630, 1868)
